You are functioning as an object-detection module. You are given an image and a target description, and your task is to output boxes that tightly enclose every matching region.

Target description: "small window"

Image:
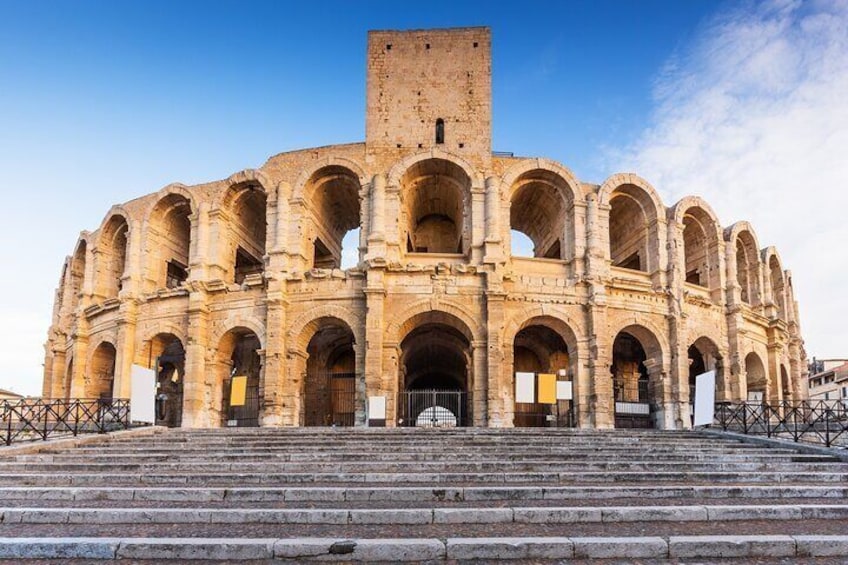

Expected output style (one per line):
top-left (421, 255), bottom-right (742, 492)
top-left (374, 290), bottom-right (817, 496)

top-left (425, 43), bottom-right (430, 49)
top-left (473, 42), bottom-right (478, 48)
top-left (234, 247), bottom-right (263, 284)
top-left (435, 118), bottom-right (445, 144)
top-left (386, 44), bottom-right (392, 50)
top-left (166, 260), bottom-right (188, 289)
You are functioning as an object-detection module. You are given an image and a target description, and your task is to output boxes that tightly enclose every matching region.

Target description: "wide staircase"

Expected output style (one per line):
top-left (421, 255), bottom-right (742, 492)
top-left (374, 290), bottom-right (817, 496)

top-left (1, 428), bottom-right (848, 562)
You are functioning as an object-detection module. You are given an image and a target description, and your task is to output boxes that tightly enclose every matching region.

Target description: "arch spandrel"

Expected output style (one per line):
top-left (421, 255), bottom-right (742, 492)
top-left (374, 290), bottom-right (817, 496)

top-left (386, 148), bottom-right (483, 188)
top-left (500, 158), bottom-right (584, 204)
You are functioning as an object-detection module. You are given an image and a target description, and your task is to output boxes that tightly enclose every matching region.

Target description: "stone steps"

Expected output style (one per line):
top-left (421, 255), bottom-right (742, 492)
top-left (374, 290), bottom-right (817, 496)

top-left (1, 534), bottom-right (847, 561)
top-left (3, 427), bottom-right (848, 561)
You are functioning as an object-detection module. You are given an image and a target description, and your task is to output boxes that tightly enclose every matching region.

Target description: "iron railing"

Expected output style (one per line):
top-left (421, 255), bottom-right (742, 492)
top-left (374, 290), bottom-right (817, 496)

top-left (714, 400), bottom-right (848, 448)
top-left (397, 390), bottom-right (470, 427)
top-left (1, 398), bottom-right (131, 446)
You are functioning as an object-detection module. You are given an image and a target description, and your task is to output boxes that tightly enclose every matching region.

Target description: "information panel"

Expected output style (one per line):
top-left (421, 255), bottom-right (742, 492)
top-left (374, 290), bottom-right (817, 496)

top-left (693, 370), bottom-right (716, 427)
top-left (130, 365), bottom-right (156, 424)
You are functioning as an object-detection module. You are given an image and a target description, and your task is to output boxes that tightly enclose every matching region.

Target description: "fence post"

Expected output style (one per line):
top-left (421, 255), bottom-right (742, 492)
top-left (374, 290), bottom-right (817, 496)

top-left (825, 406), bottom-right (832, 448)
top-left (4, 401), bottom-right (11, 446)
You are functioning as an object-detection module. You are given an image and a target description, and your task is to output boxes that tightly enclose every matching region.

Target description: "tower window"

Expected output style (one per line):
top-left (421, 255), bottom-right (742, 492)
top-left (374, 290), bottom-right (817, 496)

top-left (435, 118), bottom-right (445, 145)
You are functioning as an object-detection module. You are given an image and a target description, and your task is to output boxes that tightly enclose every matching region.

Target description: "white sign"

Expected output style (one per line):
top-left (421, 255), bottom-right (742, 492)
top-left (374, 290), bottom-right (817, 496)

top-left (515, 372), bottom-right (535, 403)
top-left (130, 365), bottom-right (156, 424)
top-left (748, 391), bottom-right (764, 403)
top-left (693, 370), bottom-right (716, 427)
top-left (368, 396), bottom-right (386, 420)
top-left (556, 381), bottom-right (573, 401)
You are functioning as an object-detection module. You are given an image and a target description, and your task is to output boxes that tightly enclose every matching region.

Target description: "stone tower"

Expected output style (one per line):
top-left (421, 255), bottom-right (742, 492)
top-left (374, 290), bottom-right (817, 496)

top-left (365, 27), bottom-right (492, 167)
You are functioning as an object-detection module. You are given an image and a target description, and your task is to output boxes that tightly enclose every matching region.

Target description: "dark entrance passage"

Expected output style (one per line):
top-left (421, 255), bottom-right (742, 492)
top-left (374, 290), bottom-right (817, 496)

top-left (612, 331), bottom-right (654, 429)
top-left (513, 324), bottom-right (574, 427)
top-left (398, 320), bottom-right (472, 427)
top-left (221, 330), bottom-right (261, 427)
top-left (151, 334), bottom-right (185, 428)
top-left (304, 321), bottom-right (356, 427)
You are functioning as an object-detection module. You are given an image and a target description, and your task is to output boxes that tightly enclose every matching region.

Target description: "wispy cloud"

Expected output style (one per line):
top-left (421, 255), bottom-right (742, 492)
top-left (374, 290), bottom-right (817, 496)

top-left (611, 0), bottom-right (848, 358)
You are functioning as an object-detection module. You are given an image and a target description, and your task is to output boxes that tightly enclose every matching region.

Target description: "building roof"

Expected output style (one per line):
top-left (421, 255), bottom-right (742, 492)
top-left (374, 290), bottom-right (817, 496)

top-left (0, 388), bottom-right (24, 399)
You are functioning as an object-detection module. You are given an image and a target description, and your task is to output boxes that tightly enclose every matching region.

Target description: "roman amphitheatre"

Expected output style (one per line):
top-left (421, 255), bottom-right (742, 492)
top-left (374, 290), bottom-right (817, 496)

top-left (41, 27), bottom-right (804, 430)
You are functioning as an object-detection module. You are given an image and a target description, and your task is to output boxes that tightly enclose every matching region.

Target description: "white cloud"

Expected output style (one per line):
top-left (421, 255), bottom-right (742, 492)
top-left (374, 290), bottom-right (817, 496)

top-left (612, 0), bottom-right (848, 359)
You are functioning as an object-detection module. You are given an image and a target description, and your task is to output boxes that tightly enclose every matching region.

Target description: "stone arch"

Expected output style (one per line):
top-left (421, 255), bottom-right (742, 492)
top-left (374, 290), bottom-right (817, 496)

top-left (299, 165), bottom-right (363, 269)
top-left (744, 351), bottom-right (767, 400)
top-left (502, 159), bottom-right (583, 261)
top-left (298, 316), bottom-right (358, 426)
top-left (287, 305), bottom-right (363, 352)
top-left (218, 169), bottom-right (273, 207)
top-left (213, 325), bottom-right (263, 427)
top-left (94, 209), bottom-right (131, 300)
top-left (396, 157), bottom-right (472, 255)
top-left (503, 309), bottom-right (583, 354)
top-left (221, 178), bottom-right (268, 284)
top-left (780, 363), bottom-right (792, 400)
top-left (670, 197), bottom-right (723, 291)
top-left (59, 236), bottom-right (89, 328)
top-left (211, 317), bottom-right (266, 355)
top-left (86, 340), bottom-right (116, 399)
top-left (725, 221), bottom-right (762, 306)
top-left (610, 322), bottom-right (668, 429)
top-left (292, 157), bottom-right (368, 202)
top-left (143, 190), bottom-right (194, 291)
top-left (599, 174), bottom-right (665, 273)
top-left (762, 247), bottom-right (786, 320)
top-left (387, 148), bottom-right (482, 188)
top-left (386, 300), bottom-right (482, 346)
top-left (687, 335), bottom-right (726, 403)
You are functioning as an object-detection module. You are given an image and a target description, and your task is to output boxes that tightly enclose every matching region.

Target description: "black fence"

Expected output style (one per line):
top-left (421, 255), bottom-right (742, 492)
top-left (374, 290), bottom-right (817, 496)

top-left (615, 401), bottom-right (654, 429)
top-left (222, 377), bottom-right (260, 428)
top-left (1, 398), bottom-right (131, 446)
top-left (397, 390), bottom-right (469, 427)
top-left (514, 400), bottom-right (576, 427)
top-left (714, 400), bottom-right (848, 448)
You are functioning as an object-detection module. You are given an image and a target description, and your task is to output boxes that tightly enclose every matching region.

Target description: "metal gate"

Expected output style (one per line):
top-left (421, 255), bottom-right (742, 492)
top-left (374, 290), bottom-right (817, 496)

top-left (222, 376), bottom-right (260, 427)
top-left (397, 390), bottom-right (469, 427)
top-left (614, 401), bottom-right (653, 429)
top-left (304, 373), bottom-right (356, 426)
top-left (514, 400), bottom-right (575, 427)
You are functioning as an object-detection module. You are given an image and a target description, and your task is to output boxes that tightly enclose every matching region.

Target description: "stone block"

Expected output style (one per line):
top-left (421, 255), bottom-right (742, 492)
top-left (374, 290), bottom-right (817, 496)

top-left (602, 505), bottom-right (708, 522)
top-left (513, 507), bottom-right (602, 523)
top-left (433, 507), bottom-right (512, 523)
top-left (572, 536), bottom-right (667, 559)
top-left (349, 508), bottom-right (432, 524)
top-left (795, 535), bottom-right (848, 557)
top-left (447, 537), bottom-right (574, 559)
top-left (0, 538), bottom-right (120, 559)
top-left (117, 538), bottom-right (275, 560)
top-left (669, 535), bottom-right (796, 558)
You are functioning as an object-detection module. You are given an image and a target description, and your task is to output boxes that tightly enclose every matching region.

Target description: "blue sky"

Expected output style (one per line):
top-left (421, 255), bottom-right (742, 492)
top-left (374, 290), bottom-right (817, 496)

top-left (2, 0), bottom-right (845, 395)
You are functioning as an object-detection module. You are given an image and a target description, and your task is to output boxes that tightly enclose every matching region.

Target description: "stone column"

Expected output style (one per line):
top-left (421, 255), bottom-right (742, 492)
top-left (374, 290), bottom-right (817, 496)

top-left (69, 334), bottom-right (90, 399)
top-left (470, 184), bottom-right (486, 262)
top-left (282, 349), bottom-right (307, 426)
top-left (261, 290), bottom-right (286, 426)
top-left (486, 291), bottom-right (506, 427)
top-left (112, 305), bottom-right (138, 400)
top-left (205, 209), bottom-right (229, 281)
top-left (189, 202), bottom-right (210, 282)
top-left (367, 174), bottom-right (386, 259)
top-left (471, 340), bottom-right (488, 426)
top-left (182, 291), bottom-right (210, 428)
top-left (666, 220), bottom-right (689, 429)
top-left (483, 176), bottom-right (502, 263)
top-left (364, 270), bottom-right (386, 426)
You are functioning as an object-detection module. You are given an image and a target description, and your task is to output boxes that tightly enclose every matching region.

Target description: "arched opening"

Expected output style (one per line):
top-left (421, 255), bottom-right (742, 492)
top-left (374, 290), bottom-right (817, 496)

top-left (780, 364), bottom-right (791, 401)
top-left (65, 241), bottom-right (86, 322)
top-left (303, 319), bottom-right (356, 426)
top-left (64, 357), bottom-right (74, 401)
top-left (147, 194), bottom-right (192, 290)
top-left (512, 324), bottom-right (572, 427)
top-left (306, 166), bottom-right (361, 269)
top-left (687, 337), bottom-right (724, 420)
top-left (612, 327), bottom-right (663, 428)
top-left (218, 328), bottom-right (261, 427)
top-left (398, 312), bottom-right (473, 427)
top-left (745, 352), bottom-right (767, 402)
top-left (769, 255), bottom-right (786, 319)
top-left (98, 216), bottom-right (129, 299)
top-left (681, 207), bottom-right (719, 289)
top-left (609, 185), bottom-right (654, 272)
top-left (435, 118), bottom-right (445, 145)
top-left (225, 184), bottom-right (266, 284)
top-left (735, 232), bottom-right (760, 305)
top-left (87, 342), bottom-right (116, 399)
top-left (509, 170), bottom-right (571, 260)
top-left (401, 159), bottom-right (469, 255)
top-left (148, 333), bottom-right (185, 428)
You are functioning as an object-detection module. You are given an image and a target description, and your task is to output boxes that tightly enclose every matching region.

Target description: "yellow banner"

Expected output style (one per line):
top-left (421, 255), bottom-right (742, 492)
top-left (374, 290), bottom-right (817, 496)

top-left (538, 373), bottom-right (557, 404)
top-left (230, 376), bottom-right (247, 407)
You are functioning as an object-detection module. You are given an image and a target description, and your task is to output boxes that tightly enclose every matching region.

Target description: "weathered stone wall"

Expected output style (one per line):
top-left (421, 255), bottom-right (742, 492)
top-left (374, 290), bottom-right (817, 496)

top-left (41, 27), bottom-right (806, 430)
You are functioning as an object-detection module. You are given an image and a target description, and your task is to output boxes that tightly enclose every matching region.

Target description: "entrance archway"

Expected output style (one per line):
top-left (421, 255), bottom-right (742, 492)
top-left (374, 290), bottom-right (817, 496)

top-left (303, 319), bottom-right (356, 426)
top-left (687, 337), bottom-right (723, 424)
top-left (397, 313), bottom-right (472, 427)
top-left (612, 327), bottom-right (664, 429)
top-left (149, 333), bottom-right (185, 428)
top-left (745, 352), bottom-right (767, 402)
top-left (218, 328), bottom-right (261, 427)
top-left (88, 342), bottom-right (116, 399)
top-left (512, 324), bottom-right (572, 427)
